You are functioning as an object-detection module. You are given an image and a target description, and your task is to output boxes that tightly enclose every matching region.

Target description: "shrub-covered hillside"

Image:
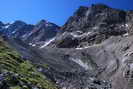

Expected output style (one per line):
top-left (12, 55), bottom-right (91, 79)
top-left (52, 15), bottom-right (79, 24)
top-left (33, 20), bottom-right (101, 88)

top-left (0, 37), bottom-right (58, 89)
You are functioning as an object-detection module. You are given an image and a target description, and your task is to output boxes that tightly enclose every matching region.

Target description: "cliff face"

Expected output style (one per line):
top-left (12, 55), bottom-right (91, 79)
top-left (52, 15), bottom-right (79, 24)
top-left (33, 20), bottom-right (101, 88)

top-left (49, 4), bottom-right (133, 48)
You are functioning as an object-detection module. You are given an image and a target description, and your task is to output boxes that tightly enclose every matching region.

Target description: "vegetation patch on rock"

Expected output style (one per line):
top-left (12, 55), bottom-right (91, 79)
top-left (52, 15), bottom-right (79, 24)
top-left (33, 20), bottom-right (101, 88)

top-left (0, 37), bottom-right (58, 89)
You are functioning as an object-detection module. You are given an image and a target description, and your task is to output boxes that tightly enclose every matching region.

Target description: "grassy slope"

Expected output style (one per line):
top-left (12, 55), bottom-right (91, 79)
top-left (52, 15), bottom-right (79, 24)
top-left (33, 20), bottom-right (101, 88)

top-left (0, 37), bottom-right (57, 89)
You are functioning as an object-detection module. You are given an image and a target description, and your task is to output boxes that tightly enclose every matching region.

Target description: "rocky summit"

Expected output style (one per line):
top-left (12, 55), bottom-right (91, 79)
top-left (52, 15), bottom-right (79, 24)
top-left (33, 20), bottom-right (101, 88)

top-left (1, 3), bottom-right (133, 89)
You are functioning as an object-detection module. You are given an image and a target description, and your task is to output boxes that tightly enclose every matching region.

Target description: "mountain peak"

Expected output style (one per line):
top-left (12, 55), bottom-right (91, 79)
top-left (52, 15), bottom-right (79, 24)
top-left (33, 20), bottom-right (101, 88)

top-left (38, 19), bottom-right (47, 23)
top-left (37, 19), bottom-right (49, 26)
top-left (74, 6), bottom-right (88, 17)
top-left (12, 20), bottom-right (27, 26)
top-left (0, 21), bottom-right (5, 26)
top-left (91, 3), bottom-right (110, 9)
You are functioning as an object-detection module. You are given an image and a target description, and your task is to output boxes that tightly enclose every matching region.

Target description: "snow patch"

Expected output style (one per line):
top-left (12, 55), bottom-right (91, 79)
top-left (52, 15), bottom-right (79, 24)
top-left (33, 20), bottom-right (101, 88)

top-left (70, 33), bottom-right (80, 38)
top-left (76, 46), bottom-right (90, 50)
top-left (70, 31), bottom-right (92, 38)
top-left (76, 48), bottom-right (84, 50)
top-left (29, 43), bottom-right (32, 45)
top-left (29, 43), bottom-right (36, 47)
top-left (123, 33), bottom-right (129, 37)
top-left (71, 58), bottom-right (89, 70)
top-left (86, 8), bottom-right (91, 16)
top-left (12, 30), bottom-right (16, 34)
top-left (125, 24), bottom-right (129, 27)
top-left (4, 25), bottom-right (10, 29)
top-left (40, 37), bottom-right (56, 48)
top-left (32, 44), bottom-right (36, 47)
top-left (22, 34), bottom-right (27, 38)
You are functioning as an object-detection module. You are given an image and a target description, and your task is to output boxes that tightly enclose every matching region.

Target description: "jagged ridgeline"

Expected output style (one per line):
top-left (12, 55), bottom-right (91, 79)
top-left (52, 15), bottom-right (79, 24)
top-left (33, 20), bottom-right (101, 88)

top-left (0, 37), bottom-right (57, 89)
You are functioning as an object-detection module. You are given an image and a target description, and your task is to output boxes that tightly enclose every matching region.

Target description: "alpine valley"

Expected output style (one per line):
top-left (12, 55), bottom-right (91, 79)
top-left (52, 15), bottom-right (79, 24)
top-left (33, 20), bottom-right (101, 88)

top-left (1, 3), bottom-right (133, 89)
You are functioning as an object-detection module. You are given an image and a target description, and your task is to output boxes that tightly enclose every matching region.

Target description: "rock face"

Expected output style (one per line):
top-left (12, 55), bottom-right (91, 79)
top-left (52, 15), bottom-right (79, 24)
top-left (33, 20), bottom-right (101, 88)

top-left (49, 4), bottom-right (130, 48)
top-left (63, 4), bottom-right (126, 32)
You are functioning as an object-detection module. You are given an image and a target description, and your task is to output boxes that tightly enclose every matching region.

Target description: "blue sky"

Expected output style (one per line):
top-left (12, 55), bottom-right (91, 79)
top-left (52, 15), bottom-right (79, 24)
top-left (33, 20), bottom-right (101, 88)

top-left (0, 0), bottom-right (132, 26)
